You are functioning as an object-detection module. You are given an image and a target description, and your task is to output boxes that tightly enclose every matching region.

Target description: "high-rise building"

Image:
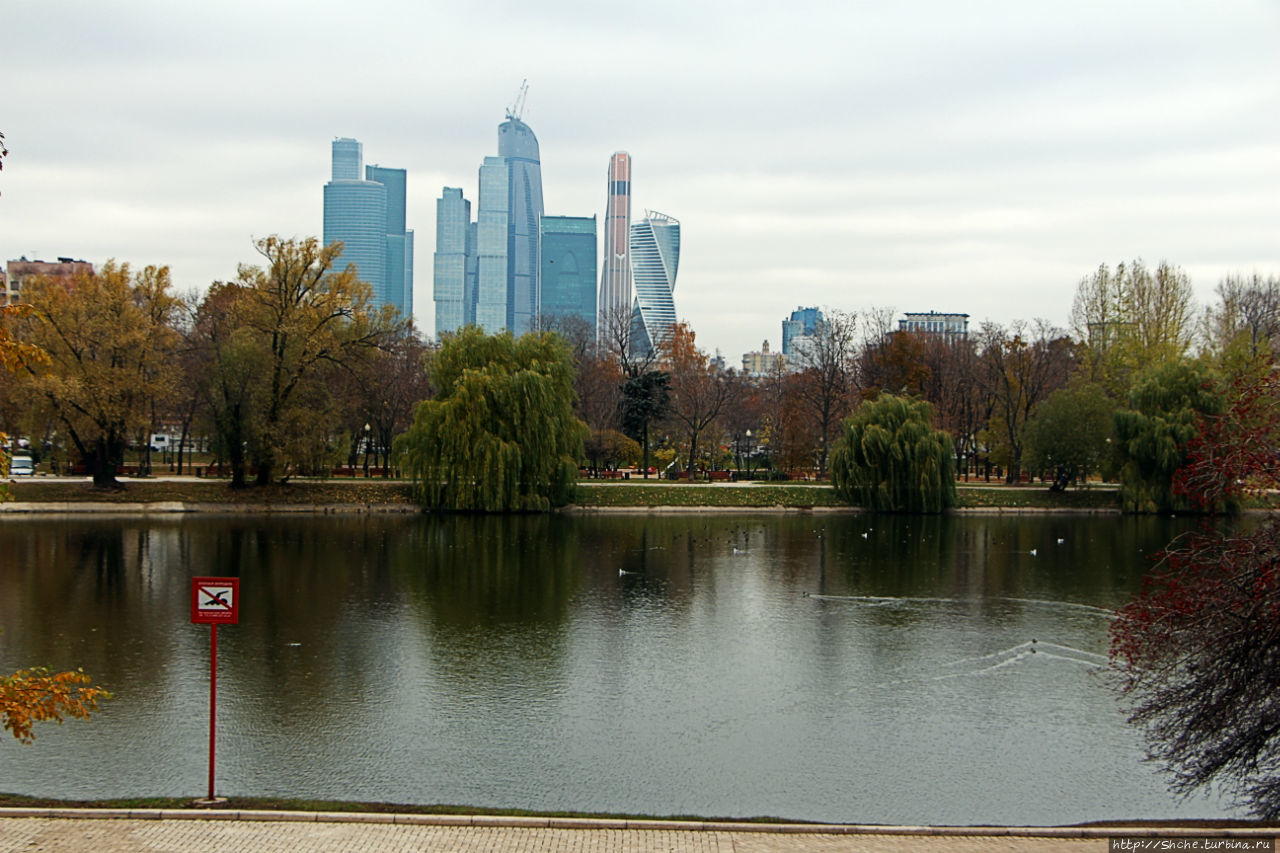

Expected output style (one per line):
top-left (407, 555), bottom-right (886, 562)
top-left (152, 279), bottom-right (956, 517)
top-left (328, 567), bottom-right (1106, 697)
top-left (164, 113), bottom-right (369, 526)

top-left (741, 340), bottom-right (785, 377)
top-left (782, 306), bottom-right (824, 356)
top-left (2, 257), bottom-right (94, 306)
top-left (499, 117), bottom-right (543, 336)
top-left (597, 152), bottom-right (632, 343)
top-left (433, 187), bottom-right (472, 336)
top-left (629, 210), bottom-right (680, 357)
top-left (538, 216), bottom-right (597, 334)
top-left (464, 113), bottom-right (546, 336)
top-left (322, 138), bottom-right (414, 317)
top-left (366, 165), bottom-right (414, 317)
top-left (898, 311), bottom-right (969, 340)
top-left (475, 155), bottom-right (510, 333)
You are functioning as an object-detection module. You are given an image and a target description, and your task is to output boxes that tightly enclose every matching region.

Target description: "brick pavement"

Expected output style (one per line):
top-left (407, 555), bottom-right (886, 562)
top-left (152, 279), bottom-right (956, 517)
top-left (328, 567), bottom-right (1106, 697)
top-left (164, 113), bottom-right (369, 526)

top-left (0, 813), bottom-right (1274, 853)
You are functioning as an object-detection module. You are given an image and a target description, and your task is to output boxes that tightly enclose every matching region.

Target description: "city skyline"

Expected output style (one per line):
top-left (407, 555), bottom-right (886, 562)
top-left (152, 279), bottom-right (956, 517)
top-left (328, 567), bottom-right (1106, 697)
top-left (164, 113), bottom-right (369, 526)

top-left (4, 2), bottom-right (1278, 360)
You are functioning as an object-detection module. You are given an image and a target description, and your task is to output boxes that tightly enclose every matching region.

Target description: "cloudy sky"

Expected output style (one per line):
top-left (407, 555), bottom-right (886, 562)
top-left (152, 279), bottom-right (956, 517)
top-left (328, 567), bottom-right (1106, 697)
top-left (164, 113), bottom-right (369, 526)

top-left (5, 1), bottom-right (1278, 359)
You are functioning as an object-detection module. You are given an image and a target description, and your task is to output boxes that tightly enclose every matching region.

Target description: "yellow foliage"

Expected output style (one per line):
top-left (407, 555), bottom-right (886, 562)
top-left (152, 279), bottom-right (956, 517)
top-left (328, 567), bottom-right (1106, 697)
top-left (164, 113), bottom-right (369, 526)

top-left (0, 667), bottom-right (109, 744)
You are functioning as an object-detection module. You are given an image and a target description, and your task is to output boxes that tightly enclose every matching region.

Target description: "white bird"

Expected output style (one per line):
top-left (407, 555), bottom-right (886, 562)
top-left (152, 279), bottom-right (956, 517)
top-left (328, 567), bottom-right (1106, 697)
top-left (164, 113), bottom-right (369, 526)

top-left (1029, 549), bottom-right (1038, 557)
top-left (861, 532), bottom-right (869, 539)
top-left (1056, 538), bottom-right (1065, 545)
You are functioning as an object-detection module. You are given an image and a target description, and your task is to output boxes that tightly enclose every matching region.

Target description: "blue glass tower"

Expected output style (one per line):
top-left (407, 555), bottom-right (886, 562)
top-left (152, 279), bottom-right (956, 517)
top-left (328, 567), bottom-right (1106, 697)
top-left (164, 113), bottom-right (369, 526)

top-left (782, 306), bottom-right (824, 355)
top-left (629, 210), bottom-right (680, 357)
top-left (538, 215), bottom-right (597, 334)
top-left (366, 165), bottom-right (414, 317)
top-left (497, 117), bottom-right (543, 336)
top-left (433, 187), bottom-right (471, 336)
top-left (322, 138), bottom-right (413, 317)
top-left (475, 156), bottom-right (509, 333)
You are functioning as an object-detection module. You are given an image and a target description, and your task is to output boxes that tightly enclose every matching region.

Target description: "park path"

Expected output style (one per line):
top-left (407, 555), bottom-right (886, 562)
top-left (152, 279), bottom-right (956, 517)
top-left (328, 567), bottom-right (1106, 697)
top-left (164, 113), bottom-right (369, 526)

top-left (0, 812), bottom-right (1274, 853)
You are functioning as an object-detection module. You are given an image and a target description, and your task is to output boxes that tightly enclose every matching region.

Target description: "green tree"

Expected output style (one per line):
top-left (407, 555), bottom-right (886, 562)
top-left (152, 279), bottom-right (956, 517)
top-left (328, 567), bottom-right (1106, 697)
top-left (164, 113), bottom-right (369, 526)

top-left (1022, 383), bottom-right (1116, 489)
top-left (1111, 359), bottom-right (1224, 513)
top-left (13, 263), bottom-right (180, 487)
top-left (829, 394), bottom-right (957, 513)
top-left (396, 327), bottom-right (588, 512)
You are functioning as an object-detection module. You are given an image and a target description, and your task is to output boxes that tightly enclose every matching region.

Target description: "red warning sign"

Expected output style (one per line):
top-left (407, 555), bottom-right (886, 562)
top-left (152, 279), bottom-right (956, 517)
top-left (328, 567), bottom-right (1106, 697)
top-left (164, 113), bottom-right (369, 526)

top-left (191, 577), bottom-right (239, 625)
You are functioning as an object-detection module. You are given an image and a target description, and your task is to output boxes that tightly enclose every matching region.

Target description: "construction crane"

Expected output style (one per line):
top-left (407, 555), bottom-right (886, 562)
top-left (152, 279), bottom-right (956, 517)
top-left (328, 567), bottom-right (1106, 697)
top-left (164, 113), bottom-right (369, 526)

top-left (506, 79), bottom-right (529, 122)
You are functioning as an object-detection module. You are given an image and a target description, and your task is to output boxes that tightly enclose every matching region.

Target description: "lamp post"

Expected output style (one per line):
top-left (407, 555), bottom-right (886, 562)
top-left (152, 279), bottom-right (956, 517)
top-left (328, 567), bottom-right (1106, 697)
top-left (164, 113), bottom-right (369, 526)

top-left (744, 429), bottom-right (753, 478)
top-left (362, 423), bottom-right (371, 477)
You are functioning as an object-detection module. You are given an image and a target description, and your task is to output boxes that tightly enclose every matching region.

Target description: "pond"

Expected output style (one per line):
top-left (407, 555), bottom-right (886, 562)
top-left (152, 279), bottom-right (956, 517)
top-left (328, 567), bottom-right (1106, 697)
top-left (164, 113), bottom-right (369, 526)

top-left (0, 512), bottom-right (1232, 825)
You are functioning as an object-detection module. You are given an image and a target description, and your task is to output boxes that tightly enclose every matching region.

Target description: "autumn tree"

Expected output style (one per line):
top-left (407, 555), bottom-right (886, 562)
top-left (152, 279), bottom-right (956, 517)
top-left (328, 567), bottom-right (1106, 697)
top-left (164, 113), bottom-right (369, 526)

top-left (1112, 362), bottom-right (1280, 816)
top-left (0, 289), bottom-right (109, 734)
top-left (917, 333), bottom-right (988, 480)
top-left (790, 308), bottom-right (858, 477)
top-left (12, 263), bottom-right (180, 486)
top-left (341, 322), bottom-right (434, 474)
top-left (829, 393), bottom-right (956, 513)
top-left (396, 328), bottom-right (587, 512)
top-left (1071, 260), bottom-right (1196, 396)
top-left (233, 236), bottom-right (396, 485)
top-left (977, 320), bottom-right (1074, 482)
top-left (1202, 273), bottom-right (1280, 368)
top-left (661, 323), bottom-right (738, 476)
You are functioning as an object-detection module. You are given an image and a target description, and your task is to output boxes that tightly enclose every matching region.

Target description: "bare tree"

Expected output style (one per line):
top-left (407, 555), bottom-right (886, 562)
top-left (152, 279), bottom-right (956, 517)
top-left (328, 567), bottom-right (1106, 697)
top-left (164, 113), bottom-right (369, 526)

top-left (1203, 273), bottom-right (1280, 361)
top-left (790, 308), bottom-right (858, 478)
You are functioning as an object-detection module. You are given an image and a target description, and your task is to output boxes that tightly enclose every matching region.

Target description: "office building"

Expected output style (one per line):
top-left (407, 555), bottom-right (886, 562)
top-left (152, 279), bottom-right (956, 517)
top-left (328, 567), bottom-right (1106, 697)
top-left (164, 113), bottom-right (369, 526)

top-left (2, 257), bottom-right (94, 305)
top-left (782, 306), bottom-right (824, 356)
top-left (597, 152), bottom-right (632, 342)
top-left (366, 165), bottom-right (414, 317)
top-left (459, 113), bottom-right (546, 336)
top-left (433, 187), bottom-right (472, 336)
top-left (322, 138), bottom-right (414, 317)
top-left (742, 340), bottom-right (785, 376)
top-left (538, 216), bottom-right (597, 334)
top-left (898, 311), bottom-right (969, 340)
top-left (629, 210), bottom-right (680, 358)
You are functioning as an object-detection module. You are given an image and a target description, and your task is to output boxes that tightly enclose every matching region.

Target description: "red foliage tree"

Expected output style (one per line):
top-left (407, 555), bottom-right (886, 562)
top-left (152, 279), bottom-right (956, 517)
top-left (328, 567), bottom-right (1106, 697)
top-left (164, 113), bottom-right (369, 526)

top-left (1111, 361), bottom-right (1280, 817)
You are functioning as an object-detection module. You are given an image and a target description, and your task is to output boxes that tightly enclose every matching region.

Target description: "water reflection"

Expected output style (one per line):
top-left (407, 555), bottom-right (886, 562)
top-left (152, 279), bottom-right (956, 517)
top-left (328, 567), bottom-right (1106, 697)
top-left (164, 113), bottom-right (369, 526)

top-left (0, 513), bottom-right (1229, 824)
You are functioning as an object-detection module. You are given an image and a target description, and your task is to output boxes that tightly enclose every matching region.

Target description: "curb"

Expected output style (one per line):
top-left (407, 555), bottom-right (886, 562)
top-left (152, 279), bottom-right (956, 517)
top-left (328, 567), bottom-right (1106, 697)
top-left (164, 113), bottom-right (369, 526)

top-left (0, 809), bottom-right (1276, 838)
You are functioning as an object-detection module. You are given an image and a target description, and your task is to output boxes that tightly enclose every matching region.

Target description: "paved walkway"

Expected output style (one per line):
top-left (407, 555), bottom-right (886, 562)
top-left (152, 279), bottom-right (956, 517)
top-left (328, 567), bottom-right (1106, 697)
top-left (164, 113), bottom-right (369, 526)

top-left (0, 812), bottom-right (1274, 853)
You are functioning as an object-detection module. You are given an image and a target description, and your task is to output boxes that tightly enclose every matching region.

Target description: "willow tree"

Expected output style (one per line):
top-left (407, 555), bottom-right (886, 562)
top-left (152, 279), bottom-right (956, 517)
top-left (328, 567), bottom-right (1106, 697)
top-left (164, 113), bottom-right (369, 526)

top-left (1111, 359), bottom-right (1223, 514)
top-left (397, 327), bottom-right (587, 512)
top-left (829, 394), bottom-right (956, 513)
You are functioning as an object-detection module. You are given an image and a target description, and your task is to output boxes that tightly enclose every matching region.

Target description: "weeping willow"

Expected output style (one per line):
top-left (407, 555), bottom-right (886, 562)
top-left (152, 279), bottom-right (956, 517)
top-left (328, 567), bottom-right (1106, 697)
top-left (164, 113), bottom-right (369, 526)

top-left (396, 328), bottom-right (588, 512)
top-left (829, 394), bottom-right (956, 513)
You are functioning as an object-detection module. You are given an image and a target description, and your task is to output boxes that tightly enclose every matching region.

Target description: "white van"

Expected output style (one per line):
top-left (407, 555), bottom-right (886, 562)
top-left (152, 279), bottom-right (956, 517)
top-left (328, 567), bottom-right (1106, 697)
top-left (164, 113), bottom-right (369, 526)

top-left (9, 455), bottom-right (34, 476)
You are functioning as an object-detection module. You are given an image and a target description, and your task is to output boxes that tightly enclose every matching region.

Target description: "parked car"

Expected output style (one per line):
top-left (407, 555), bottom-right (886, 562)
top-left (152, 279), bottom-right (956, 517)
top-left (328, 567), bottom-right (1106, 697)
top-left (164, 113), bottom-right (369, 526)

top-left (9, 455), bottom-right (34, 476)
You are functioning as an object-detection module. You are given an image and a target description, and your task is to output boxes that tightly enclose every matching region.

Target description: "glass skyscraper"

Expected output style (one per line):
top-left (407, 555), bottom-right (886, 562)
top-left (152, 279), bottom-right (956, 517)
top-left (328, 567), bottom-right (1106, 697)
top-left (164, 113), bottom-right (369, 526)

top-left (781, 306), bottom-right (824, 356)
top-left (629, 210), bottom-right (680, 357)
top-left (475, 155), bottom-right (510, 333)
top-left (322, 138), bottom-right (414, 317)
top-left (433, 187), bottom-right (471, 336)
top-left (538, 215), bottom-right (597, 334)
top-left (497, 117), bottom-right (543, 336)
top-left (597, 152), bottom-right (632, 343)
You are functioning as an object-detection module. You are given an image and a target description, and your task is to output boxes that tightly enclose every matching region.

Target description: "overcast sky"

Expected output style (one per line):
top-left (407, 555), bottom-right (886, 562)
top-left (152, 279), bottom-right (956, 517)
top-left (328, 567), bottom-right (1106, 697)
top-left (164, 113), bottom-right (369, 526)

top-left (5, 1), bottom-right (1279, 359)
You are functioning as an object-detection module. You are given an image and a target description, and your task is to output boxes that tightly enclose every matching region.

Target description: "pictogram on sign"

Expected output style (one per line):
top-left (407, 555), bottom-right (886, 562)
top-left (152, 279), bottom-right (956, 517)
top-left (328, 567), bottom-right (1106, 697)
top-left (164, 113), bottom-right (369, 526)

top-left (191, 577), bottom-right (240, 624)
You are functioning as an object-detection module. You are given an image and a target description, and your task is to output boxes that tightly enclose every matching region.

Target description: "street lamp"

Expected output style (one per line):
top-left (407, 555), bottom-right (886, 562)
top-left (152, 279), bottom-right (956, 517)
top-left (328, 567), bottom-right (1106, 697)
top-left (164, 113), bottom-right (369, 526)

top-left (362, 423), bottom-right (371, 477)
top-left (745, 429), bottom-right (753, 478)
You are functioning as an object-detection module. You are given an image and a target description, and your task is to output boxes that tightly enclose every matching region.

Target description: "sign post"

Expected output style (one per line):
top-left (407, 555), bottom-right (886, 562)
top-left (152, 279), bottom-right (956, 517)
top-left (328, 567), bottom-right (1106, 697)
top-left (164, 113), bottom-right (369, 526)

top-left (191, 577), bottom-right (239, 803)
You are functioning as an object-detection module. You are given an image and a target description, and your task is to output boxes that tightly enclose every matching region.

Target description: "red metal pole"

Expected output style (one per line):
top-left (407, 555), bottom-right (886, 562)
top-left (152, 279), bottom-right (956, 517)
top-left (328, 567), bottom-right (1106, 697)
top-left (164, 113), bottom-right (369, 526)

top-left (208, 622), bottom-right (218, 800)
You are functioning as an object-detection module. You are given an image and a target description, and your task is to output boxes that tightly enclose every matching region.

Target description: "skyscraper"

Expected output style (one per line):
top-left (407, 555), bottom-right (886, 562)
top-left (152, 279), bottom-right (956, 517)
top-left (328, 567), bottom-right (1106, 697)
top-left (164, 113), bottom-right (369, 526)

top-left (629, 210), bottom-right (680, 357)
top-left (433, 187), bottom-right (471, 336)
top-left (498, 116), bottom-right (543, 336)
top-left (538, 216), bottom-right (597, 334)
top-left (464, 113), bottom-right (545, 336)
top-left (322, 138), bottom-right (414, 316)
top-left (475, 155), bottom-right (509, 333)
top-left (366, 164), bottom-right (414, 317)
top-left (597, 152), bottom-right (632, 342)
top-left (782, 306), bottom-right (824, 356)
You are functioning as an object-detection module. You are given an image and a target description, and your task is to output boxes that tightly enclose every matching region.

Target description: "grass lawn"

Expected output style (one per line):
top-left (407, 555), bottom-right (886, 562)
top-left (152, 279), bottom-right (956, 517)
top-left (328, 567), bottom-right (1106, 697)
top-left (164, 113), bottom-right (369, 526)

top-left (5, 476), bottom-right (1133, 511)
